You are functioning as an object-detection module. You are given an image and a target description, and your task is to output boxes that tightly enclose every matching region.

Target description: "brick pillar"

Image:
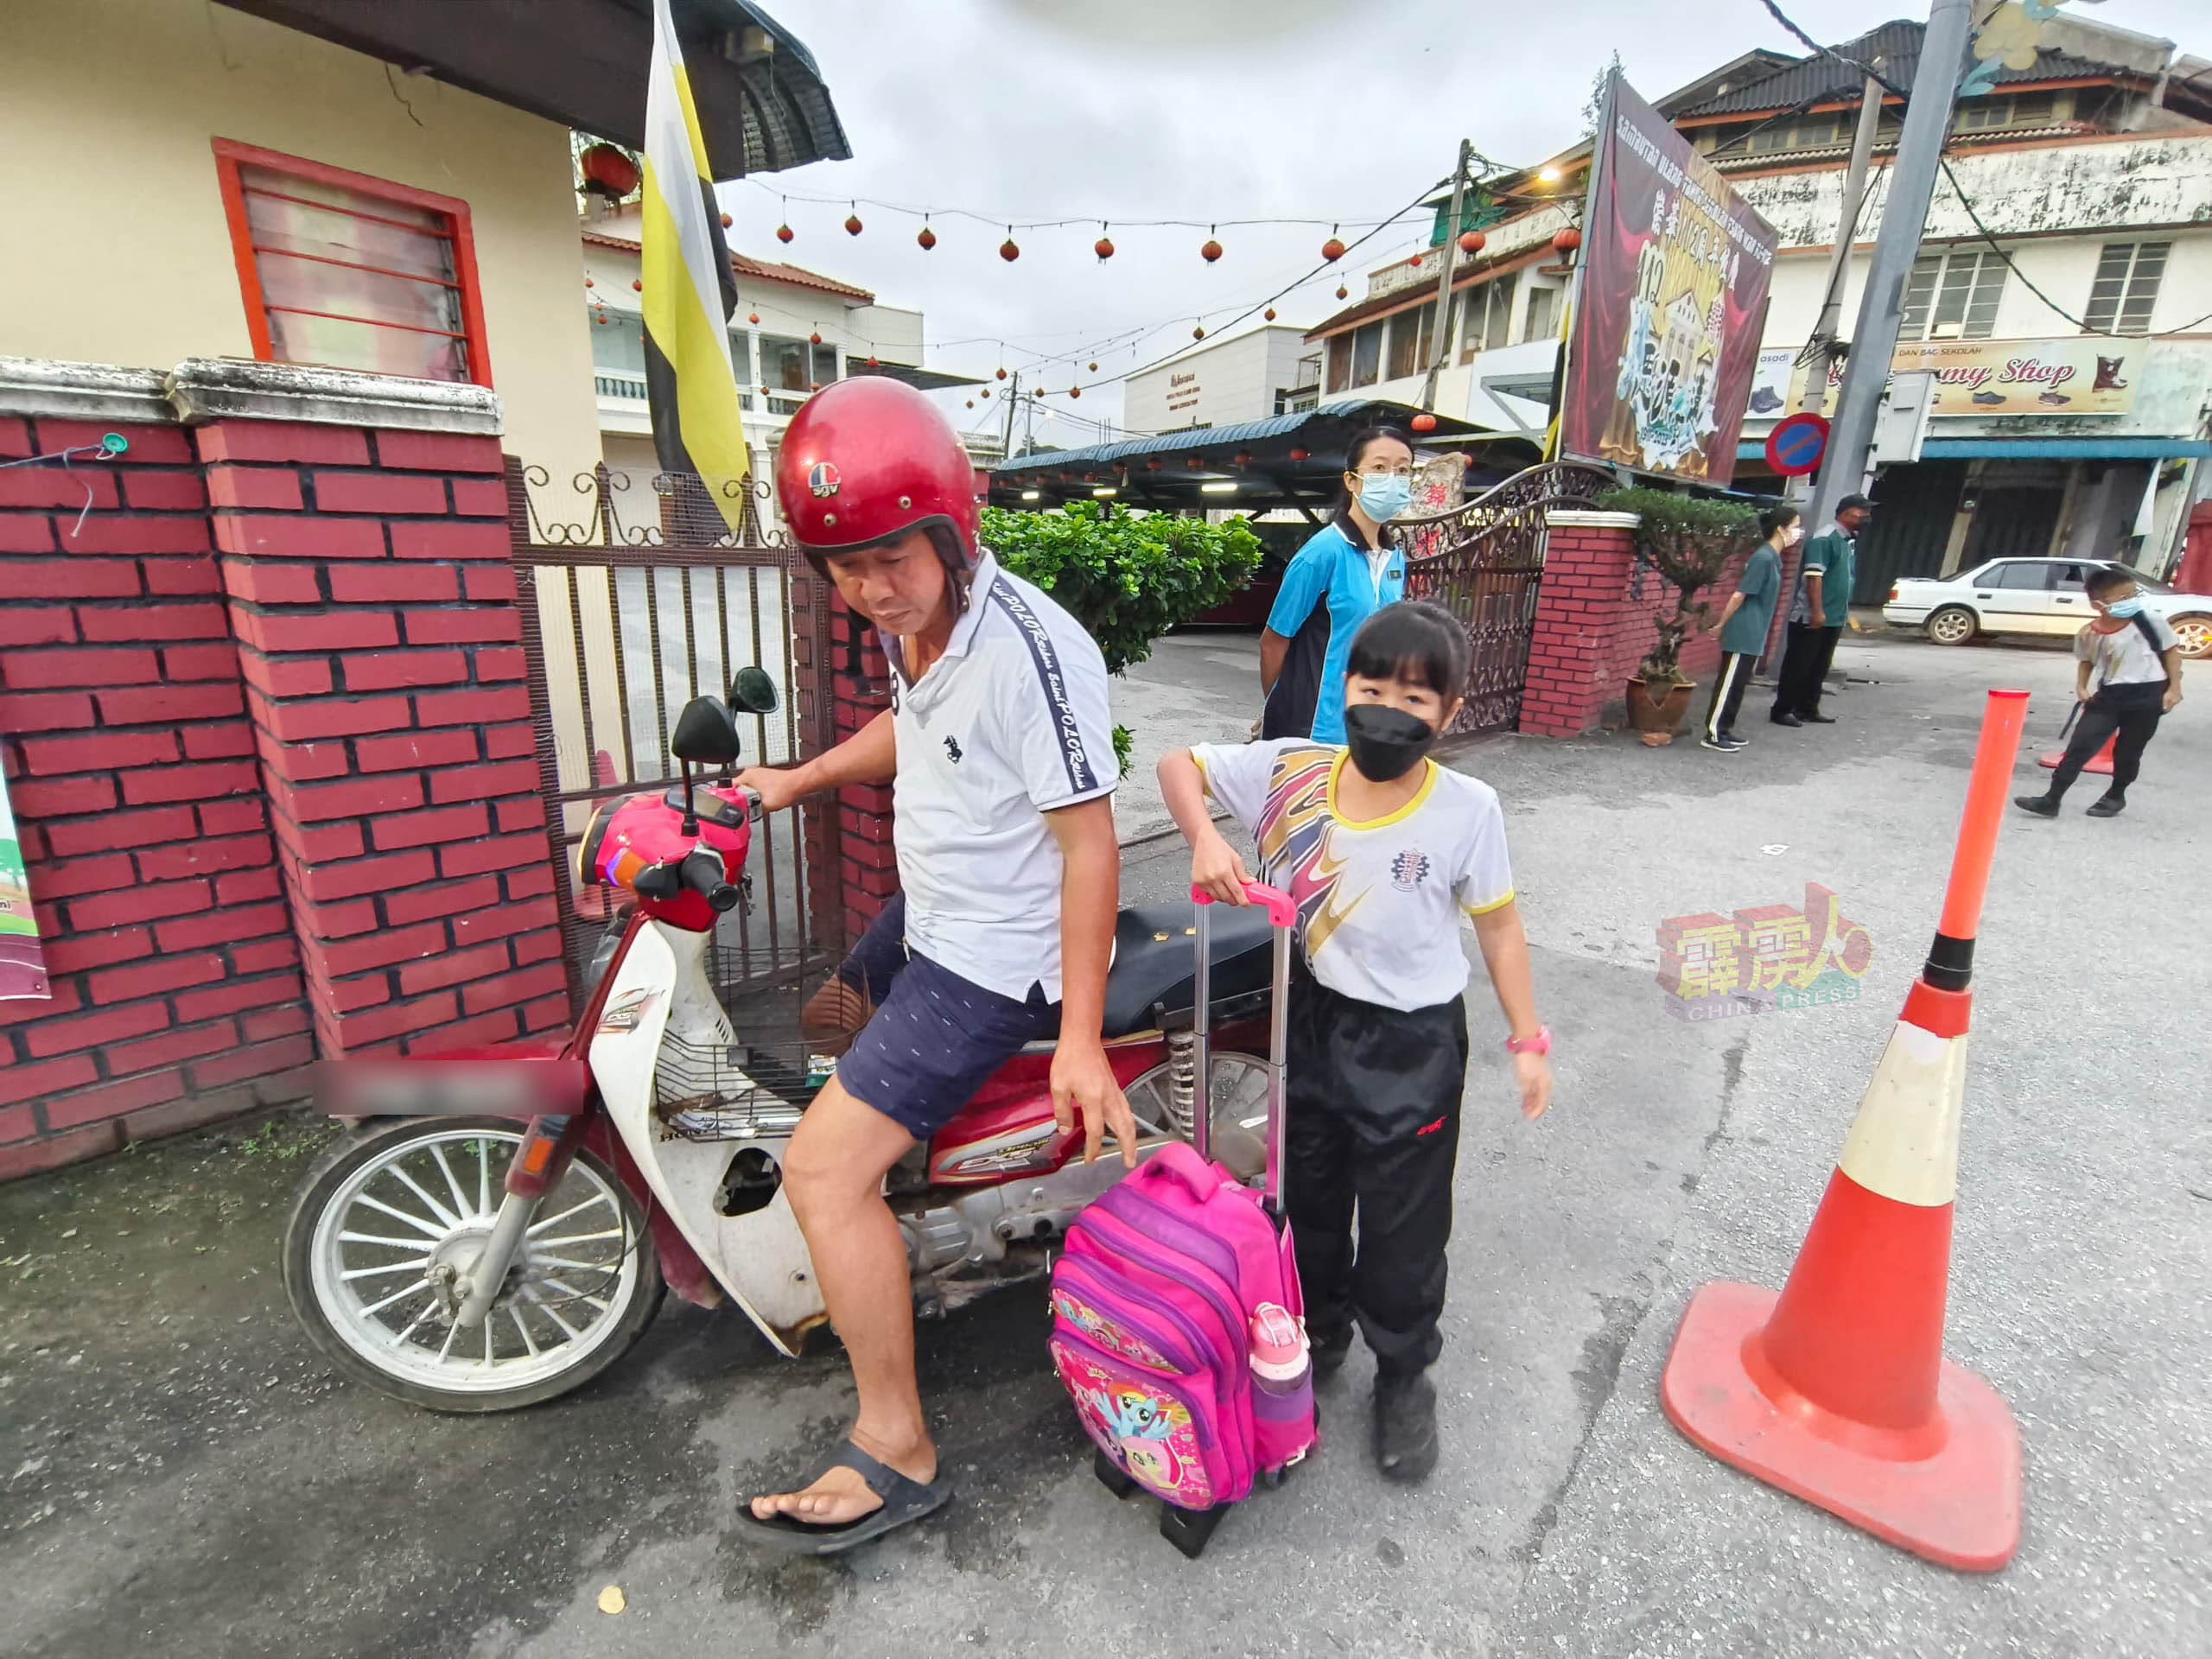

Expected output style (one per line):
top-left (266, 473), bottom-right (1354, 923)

top-left (176, 361), bottom-right (568, 1057)
top-left (0, 365), bottom-right (309, 1177)
top-left (1519, 511), bottom-right (1641, 739)
top-left (787, 571), bottom-right (895, 952)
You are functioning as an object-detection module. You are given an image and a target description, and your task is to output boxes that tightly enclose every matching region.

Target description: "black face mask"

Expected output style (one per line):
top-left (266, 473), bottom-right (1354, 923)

top-left (1343, 703), bottom-right (1436, 782)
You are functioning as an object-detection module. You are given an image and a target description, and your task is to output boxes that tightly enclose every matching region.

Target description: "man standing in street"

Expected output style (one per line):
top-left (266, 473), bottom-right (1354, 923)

top-left (1771, 493), bottom-right (1868, 728)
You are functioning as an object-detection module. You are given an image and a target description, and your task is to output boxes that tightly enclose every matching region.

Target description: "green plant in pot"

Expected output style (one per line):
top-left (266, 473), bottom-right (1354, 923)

top-left (1599, 487), bottom-right (1760, 746)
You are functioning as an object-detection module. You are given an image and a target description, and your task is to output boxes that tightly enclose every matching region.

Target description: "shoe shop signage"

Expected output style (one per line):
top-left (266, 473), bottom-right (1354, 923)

top-left (1891, 336), bottom-right (2139, 416)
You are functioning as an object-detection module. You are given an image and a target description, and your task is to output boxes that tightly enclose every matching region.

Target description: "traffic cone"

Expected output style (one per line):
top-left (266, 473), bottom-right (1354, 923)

top-left (1661, 688), bottom-right (2028, 1573)
top-left (2037, 733), bottom-right (2114, 775)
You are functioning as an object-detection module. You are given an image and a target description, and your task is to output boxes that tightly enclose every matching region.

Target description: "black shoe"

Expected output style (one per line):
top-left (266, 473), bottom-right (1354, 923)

top-left (1802, 712), bottom-right (1836, 724)
top-left (1310, 1326), bottom-right (1353, 1384)
top-left (2013, 793), bottom-right (2061, 817)
top-left (1700, 734), bottom-right (1745, 753)
top-left (1375, 1370), bottom-right (1439, 1484)
top-left (2086, 793), bottom-right (2126, 818)
top-left (1770, 711), bottom-right (1802, 728)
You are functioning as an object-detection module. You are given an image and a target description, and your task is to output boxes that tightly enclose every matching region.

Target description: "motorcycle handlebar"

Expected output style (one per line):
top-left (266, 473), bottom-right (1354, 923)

top-left (677, 846), bottom-right (741, 912)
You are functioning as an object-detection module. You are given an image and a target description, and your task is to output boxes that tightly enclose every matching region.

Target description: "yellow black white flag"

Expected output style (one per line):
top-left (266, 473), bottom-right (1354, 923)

top-left (642, 0), bottom-right (747, 533)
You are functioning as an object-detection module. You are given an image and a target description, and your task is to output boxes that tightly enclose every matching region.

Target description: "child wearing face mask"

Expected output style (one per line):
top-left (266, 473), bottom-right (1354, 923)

top-left (1258, 424), bottom-right (1415, 743)
top-left (1159, 601), bottom-right (1552, 1484)
top-left (1702, 503), bottom-right (1800, 752)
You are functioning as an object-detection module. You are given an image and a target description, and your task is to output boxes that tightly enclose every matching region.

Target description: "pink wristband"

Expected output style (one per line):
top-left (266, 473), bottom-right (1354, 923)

top-left (1503, 1026), bottom-right (1551, 1057)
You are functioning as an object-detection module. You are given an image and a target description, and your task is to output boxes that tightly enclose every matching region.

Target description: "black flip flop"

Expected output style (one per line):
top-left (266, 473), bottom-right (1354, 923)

top-left (734, 1442), bottom-right (953, 1556)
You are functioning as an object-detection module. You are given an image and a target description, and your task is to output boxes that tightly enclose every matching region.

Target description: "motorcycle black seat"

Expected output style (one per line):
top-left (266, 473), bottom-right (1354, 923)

top-left (1100, 901), bottom-right (1280, 1038)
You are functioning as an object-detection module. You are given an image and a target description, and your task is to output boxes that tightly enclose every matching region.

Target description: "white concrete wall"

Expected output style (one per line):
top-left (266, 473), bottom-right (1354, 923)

top-left (1122, 327), bottom-right (1314, 433)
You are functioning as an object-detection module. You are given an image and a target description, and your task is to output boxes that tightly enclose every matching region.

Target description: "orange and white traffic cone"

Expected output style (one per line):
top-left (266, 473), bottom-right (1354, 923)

top-left (1661, 688), bottom-right (2028, 1573)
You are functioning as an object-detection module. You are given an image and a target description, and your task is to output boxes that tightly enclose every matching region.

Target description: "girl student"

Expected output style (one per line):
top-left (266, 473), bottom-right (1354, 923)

top-left (1160, 600), bottom-right (1552, 1482)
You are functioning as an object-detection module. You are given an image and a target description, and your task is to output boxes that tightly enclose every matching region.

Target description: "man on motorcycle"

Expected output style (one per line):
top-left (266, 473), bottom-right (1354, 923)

top-left (733, 378), bottom-right (1139, 1553)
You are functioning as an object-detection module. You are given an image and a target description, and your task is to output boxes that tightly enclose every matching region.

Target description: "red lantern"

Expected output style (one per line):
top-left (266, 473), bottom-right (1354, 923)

top-left (1322, 235), bottom-right (1345, 262)
top-left (809, 331), bottom-right (823, 345)
top-left (966, 399), bottom-right (974, 408)
top-left (810, 383), bottom-right (821, 392)
top-left (1263, 307), bottom-right (1276, 321)
top-left (1069, 385), bottom-right (1081, 398)
top-left (632, 279), bottom-right (643, 291)
top-left (1185, 456), bottom-right (1204, 470)
top-left (867, 356), bottom-right (880, 368)
top-left (844, 211), bottom-right (864, 236)
top-left (1192, 326), bottom-right (1205, 340)
top-left (1410, 253), bottom-right (1423, 270)
top-left (1146, 459), bottom-right (1163, 471)
top-left (747, 312), bottom-right (760, 325)
top-left (1411, 412), bottom-right (1438, 433)
top-left (1458, 452), bottom-right (1473, 471)
top-left (1553, 226), bottom-right (1582, 256)
top-left (721, 212), bottom-right (733, 229)
top-left (1234, 450), bottom-right (1254, 467)
top-left (918, 225), bottom-right (937, 251)
top-left (1095, 235), bottom-right (1115, 261)
top-left (1288, 447), bottom-right (1311, 462)
top-left (1336, 284), bottom-right (1348, 300)
top-left (1459, 230), bottom-right (1486, 256)
top-left (777, 223), bottom-right (794, 244)
top-left (584, 277), bottom-right (594, 289)
top-left (995, 367), bottom-right (1007, 380)
top-left (1000, 236), bottom-right (1020, 263)
top-left (579, 143), bottom-right (640, 200)
top-left (1201, 237), bottom-right (1223, 264)
top-left (981, 388), bottom-right (990, 399)
top-left (1088, 361), bottom-right (1098, 372)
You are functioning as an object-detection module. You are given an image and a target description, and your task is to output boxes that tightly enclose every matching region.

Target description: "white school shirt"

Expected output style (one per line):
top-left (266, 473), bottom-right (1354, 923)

top-left (887, 551), bottom-right (1116, 1001)
top-left (2075, 613), bottom-right (2177, 690)
top-left (1190, 738), bottom-right (1515, 1014)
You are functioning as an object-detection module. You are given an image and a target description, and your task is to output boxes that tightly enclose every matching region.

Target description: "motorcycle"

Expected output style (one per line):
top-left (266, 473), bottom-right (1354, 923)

top-left (283, 672), bottom-right (1283, 1412)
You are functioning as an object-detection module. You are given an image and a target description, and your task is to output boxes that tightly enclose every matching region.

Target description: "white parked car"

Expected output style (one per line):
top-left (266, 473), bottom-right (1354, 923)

top-left (1884, 557), bottom-right (2212, 659)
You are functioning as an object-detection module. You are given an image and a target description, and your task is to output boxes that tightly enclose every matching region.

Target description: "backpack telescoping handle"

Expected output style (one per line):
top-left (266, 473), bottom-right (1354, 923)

top-left (1190, 880), bottom-right (1297, 1207)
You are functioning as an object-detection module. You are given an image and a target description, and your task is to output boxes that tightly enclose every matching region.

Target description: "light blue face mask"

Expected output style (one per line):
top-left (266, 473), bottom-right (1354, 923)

top-left (1357, 474), bottom-right (1412, 524)
top-left (2104, 596), bottom-right (2145, 618)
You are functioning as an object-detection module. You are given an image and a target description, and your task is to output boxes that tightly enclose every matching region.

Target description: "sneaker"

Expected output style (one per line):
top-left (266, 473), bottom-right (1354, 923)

top-left (2013, 793), bottom-right (2061, 817)
top-left (2086, 793), bottom-right (2126, 818)
top-left (1700, 734), bottom-right (1745, 752)
top-left (1719, 731), bottom-right (1748, 747)
top-left (1802, 711), bottom-right (1836, 724)
top-left (1770, 711), bottom-right (1803, 728)
top-left (1310, 1325), bottom-right (1353, 1384)
top-left (1375, 1370), bottom-right (1440, 1484)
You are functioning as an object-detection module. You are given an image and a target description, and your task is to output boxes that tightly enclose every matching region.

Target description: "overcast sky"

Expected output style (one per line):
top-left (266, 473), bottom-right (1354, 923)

top-left (721, 0), bottom-right (2206, 444)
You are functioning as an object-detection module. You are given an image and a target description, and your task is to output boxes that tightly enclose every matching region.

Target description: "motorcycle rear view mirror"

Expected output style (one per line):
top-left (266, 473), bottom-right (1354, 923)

top-left (669, 695), bottom-right (742, 767)
top-left (728, 665), bottom-right (779, 717)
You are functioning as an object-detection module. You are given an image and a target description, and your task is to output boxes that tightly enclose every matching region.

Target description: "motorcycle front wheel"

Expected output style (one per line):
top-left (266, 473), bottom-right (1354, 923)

top-left (283, 1116), bottom-right (664, 1414)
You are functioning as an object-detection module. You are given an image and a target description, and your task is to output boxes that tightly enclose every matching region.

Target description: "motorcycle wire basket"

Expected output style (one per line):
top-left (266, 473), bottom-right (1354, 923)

top-left (651, 1023), bottom-right (828, 1144)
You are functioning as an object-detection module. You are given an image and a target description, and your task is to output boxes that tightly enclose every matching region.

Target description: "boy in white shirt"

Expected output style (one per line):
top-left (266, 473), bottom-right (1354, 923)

top-left (1159, 601), bottom-right (1553, 1483)
top-left (2016, 564), bottom-right (2183, 819)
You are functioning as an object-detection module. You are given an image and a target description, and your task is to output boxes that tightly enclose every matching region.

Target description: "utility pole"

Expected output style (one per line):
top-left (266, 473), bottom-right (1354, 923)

top-left (1420, 138), bottom-right (1475, 412)
top-left (1001, 369), bottom-right (1020, 462)
top-left (1810, 0), bottom-right (1974, 531)
top-left (1787, 71), bottom-right (1885, 502)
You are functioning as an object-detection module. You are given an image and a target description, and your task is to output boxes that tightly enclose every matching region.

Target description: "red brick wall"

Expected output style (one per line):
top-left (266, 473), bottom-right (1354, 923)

top-left (198, 420), bottom-right (569, 1057)
top-left (1, 416), bottom-right (308, 1177)
top-left (1518, 516), bottom-right (1753, 740)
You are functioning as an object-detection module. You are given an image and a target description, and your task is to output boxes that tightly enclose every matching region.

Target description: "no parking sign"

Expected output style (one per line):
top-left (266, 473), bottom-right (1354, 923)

top-left (1764, 412), bottom-right (1830, 478)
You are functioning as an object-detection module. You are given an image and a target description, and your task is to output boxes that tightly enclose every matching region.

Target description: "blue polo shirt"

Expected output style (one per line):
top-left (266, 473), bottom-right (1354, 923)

top-left (1262, 522), bottom-right (1405, 743)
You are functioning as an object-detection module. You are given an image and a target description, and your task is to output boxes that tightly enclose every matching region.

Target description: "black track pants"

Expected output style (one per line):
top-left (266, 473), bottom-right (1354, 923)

top-left (2048, 681), bottom-right (2165, 798)
top-left (1283, 969), bottom-right (1469, 1381)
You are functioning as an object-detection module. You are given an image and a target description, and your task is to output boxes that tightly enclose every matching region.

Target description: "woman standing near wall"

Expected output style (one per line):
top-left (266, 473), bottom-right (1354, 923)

top-left (1259, 424), bottom-right (1414, 741)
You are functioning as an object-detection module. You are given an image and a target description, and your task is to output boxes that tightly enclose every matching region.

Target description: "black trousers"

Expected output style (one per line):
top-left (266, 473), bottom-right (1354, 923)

top-left (1772, 622), bottom-right (1841, 718)
top-left (2047, 682), bottom-right (2165, 799)
top-left (1283, 968), bottom-right (1468, 1381)
top-left (1705, 651), bottom-right (1756, 741)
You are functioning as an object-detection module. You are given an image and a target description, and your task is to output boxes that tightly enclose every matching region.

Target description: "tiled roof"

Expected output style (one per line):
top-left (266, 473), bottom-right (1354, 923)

top-left (1677, 19), bottom-right (2136, 117)
top-left (579, 230), bottom-right (874, 303)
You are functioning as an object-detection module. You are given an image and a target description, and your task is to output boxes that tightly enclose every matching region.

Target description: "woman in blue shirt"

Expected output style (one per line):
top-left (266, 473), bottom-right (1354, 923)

top-left (1261, 424), bottom-right (1415, 741)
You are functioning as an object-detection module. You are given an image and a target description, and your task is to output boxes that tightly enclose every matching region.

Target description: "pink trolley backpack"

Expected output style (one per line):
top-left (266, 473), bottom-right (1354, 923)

top-left (1049, 881), bottom-right (1318, 1559)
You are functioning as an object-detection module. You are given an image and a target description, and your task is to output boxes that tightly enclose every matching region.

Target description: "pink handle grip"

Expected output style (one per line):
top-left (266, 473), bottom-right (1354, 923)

top-left (1192, 880), bottom-right (1296, 929)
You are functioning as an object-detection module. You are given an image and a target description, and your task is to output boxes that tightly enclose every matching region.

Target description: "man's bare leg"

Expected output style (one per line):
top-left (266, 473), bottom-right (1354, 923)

top-left (748, 1079), bottom-right (933, 1526)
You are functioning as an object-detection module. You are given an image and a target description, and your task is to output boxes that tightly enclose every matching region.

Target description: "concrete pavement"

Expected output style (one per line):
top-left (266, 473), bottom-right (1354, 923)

top-left (3, 630), bottom-right (2206, 1658)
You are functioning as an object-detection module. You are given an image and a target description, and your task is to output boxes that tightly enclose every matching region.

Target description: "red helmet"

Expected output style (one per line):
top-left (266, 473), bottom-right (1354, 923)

top-left (775, 378), bottom-right (982, 572)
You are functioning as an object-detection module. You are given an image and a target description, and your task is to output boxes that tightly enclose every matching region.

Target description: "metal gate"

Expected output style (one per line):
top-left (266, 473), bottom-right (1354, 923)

top-left (1397, 461), bottom-right (1613, 733)
top-left (507, 462), bottom-right (838, 1018)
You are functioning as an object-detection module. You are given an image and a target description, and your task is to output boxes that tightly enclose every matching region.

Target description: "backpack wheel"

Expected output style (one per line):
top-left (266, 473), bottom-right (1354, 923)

top-left (1160, 1500), bottom-right (1228, 1560)
top-left (1093, 1446), bottom-right (1139, 1500)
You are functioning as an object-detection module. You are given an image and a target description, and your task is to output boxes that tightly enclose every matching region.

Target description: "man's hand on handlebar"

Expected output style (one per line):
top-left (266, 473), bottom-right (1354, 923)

top-left (732, 766), bottom-right (809, 815)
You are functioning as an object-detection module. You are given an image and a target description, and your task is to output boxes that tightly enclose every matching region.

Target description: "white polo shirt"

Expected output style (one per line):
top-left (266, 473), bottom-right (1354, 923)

top-left (887, 551), bottom-right (1117, 1001)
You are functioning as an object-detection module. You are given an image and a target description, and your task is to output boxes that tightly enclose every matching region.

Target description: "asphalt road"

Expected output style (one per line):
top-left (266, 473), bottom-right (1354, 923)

top-left (3, 630), bottom-right (2206, 1658)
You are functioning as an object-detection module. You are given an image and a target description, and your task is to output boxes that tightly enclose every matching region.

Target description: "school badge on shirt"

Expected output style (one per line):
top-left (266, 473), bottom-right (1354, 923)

top-left (1391, 849), bottom-right (1432, 892)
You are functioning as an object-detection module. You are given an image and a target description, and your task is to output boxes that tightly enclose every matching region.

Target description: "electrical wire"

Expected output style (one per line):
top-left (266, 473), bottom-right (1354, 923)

top-left (742, 177), bottom-right (1408, 233)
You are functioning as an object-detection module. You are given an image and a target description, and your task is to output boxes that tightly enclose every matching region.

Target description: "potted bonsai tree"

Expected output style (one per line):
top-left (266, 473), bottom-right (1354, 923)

top-left (1598, 487), bottom-right (1760, 746)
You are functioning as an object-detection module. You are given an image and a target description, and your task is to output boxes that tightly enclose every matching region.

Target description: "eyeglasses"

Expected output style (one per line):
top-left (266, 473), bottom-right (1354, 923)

top-left (1353, 463), bottom-right (1414, 478)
